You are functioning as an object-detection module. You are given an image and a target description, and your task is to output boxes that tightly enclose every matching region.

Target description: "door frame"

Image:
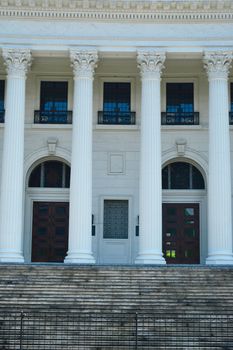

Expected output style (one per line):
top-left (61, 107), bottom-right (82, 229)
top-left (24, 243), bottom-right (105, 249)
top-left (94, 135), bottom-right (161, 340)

top-left (24, 188), bottom-right (69, 263)
top-left (162, 190), bottom-right (207, 264)
top-left (97, 195), bottom-right (134, 264)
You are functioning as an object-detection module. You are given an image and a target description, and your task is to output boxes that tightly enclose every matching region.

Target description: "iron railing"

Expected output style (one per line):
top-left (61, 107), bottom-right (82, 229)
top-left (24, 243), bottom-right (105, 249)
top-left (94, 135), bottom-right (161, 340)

top-left (34, 110), bottom-right (72, 124)
top-left (98, 111), bottom-right (136, 125)
top-left (0, 310), bottom-right (233, 349)
top-left (161, 111), bottom-right (199, 125)
top-left (0, 109), bottom-right (4, 122)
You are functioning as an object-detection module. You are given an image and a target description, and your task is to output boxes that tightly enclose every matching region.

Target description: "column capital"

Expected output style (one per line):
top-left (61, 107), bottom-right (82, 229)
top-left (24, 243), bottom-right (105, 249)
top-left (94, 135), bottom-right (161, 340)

top-left (137, 50), bottom-right (166, 80)
top-left (2, 48), bottom-right (32, 78)
top-left (203, 51), bottom-right (233, 80)
top-left (70, 49), bottom-right (98, 79)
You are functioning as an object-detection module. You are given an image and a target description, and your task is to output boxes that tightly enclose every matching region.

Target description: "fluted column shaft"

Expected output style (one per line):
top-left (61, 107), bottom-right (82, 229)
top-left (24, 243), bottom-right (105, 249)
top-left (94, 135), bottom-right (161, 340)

top-left (204, 52), bottom-right (233, 265)
top-left (65, 49), bottom-right (97, 264)
top-left (0, 49), bottom-right (31, 262)
top-left (135, 50), bottom-right (166, 264)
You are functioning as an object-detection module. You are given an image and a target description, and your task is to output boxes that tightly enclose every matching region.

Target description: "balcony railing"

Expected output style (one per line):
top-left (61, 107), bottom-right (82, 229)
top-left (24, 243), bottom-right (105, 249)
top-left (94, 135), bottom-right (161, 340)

top-left (98, 111), bottom-right (136, 125)
top-left (34, 110), bottom-right (72, 124)
top-left (0, 109), bottom-right (5, 123)
top-left (161, 112), bottom-right (199, 125)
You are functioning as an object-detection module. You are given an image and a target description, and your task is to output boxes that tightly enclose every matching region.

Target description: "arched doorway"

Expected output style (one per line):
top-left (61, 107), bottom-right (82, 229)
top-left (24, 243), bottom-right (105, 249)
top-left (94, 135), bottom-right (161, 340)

top-left (162, 161), bottom-right (206, 264)
top-left (28, 160), bottom-right (70, 263)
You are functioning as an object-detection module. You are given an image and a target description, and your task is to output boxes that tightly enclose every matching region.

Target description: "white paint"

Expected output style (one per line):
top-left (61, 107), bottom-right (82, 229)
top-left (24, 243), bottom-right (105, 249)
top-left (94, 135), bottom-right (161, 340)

top-left (135, 51), bottom-right (166, 264)
top-left (204, 52), bottom-right (233, 265)
top-left (0, 49), bottom-right (32, 262)
top-left (65, 49), bottom-right (98, 264)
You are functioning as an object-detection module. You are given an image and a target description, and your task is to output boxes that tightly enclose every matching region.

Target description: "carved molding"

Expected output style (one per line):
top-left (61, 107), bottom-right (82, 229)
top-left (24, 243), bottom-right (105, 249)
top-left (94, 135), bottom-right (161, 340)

top-left (203, 52), bottom-right (233, 80)
top-left (176, 138), bottom-right (187, 157)
top-left (70, 49), bottom-right (98, 79)
top-left (0, 0), bottom-right (233, 22)
top-left (137, 50), bottom-right (166, 79)
top-left (47, 137), bottom-right (58, 155)
top-left (2, 49), bottom-right (32, 78)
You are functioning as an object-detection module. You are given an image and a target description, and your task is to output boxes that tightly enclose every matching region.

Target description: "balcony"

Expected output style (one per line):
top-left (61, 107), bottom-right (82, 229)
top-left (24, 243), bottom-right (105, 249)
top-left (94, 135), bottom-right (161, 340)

top-left (98, 111), bottom-right (136, 125)
top-left (161, 112), bottom-right (199, 125)
top-left (34, 110), bottom-right (72, 124)
top-left (0, 110), bottom-right (5, 123)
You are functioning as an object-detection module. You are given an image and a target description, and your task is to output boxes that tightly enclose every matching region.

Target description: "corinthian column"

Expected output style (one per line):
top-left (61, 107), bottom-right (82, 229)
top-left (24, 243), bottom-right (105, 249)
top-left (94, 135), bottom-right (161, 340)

top-left (0, 49), bottom-right (32, 262)
top-left (135, 50), bottom-right (166, 264)
top-left (65, 49), bottom-right (98, 264)
top-left (204, 51), bottom-right (233, 264)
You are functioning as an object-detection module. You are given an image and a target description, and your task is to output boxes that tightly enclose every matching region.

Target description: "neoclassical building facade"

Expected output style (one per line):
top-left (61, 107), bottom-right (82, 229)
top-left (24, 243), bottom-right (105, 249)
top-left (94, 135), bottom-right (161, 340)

top-left (0, 0), bottom-right (233, 265)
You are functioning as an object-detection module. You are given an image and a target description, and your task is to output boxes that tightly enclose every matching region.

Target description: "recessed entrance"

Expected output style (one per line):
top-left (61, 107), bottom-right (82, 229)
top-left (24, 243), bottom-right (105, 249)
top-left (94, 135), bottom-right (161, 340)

top-left (162, 203), bottom-right (200, 264)
top-left (31, 202), bottom-right (69, 263)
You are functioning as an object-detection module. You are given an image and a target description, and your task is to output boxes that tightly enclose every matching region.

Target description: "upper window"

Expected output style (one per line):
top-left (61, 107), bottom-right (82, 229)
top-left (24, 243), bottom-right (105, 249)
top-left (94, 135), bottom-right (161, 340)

top-left (98, 82), bottom-right (135, 125)
top-left (230, 83), bottom-right (233, 125)
top-left (34, 81), bottom-right (72, 124)
top-left (29, 160), bottom-right (70, 188)
top-left (162, 83), bottom-right (199, 125)
top-left (162, 162), bottom-right (205, 190)
top-left (0, 80), bottom-right (5, 123)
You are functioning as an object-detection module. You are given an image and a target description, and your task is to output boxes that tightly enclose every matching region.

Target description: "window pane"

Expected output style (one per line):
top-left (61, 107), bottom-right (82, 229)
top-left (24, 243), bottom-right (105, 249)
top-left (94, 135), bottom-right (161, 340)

top-left (231, 83), bottom-right (233, 111)
top-left (184, 208), bottom-right (194, 216)
top-left (40, 81), bottom-right (68, 112)
top-left (170, 162), bottom-right (190, 189)
top-left (103, 82), bottom-right (130, 112)
top-left (29, 161), bottom-right (71, 188)
top-left (162, 166), bottom-right (168, 189)
top-left (192, 165), bottom-right (205, 189)
top-left (65, 164), bottom-right (70, 188)
top-left (29, 164), bottom-right (41, 187)
top-left (103, 200), bottom-right (128, 239)
top-left (162, 162), bottom-right (205, 190)
top-left (44, 161), bottom-right (63, 187)
top-left (166, 83), bottom-right (194, 113)
top-left (0, 80), bottom-right (5, 111)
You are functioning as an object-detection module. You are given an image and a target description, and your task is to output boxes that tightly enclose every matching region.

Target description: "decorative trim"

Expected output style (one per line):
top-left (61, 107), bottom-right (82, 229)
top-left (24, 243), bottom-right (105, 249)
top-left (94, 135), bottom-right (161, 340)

top-left (137, 50), bottom-right (166, 79)
top-left (203, 51), bottom-right (233, 80)
top-left (0, 1), bottom-right (233, 22)
top-left (2, 49), bottom-right (32, 78)
top-left (70, 49), bottom-right (98, 79)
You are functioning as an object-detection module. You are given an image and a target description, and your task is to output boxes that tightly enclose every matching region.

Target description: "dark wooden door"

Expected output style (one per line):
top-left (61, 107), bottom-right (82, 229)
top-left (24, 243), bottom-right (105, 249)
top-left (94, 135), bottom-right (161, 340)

top-left (162, 203), bottom-right (200, 264)
top-left (32, 202), bottom-right (69, 262)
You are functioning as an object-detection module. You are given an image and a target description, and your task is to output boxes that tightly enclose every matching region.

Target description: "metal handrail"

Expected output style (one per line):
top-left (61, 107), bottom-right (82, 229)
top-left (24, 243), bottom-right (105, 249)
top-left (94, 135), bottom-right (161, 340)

top-left (34, 110), bottom-right (72, 124)
top-left (98, 110), bottom-right (136, 125)
top-left (161, 111), bottom-right (199, 125)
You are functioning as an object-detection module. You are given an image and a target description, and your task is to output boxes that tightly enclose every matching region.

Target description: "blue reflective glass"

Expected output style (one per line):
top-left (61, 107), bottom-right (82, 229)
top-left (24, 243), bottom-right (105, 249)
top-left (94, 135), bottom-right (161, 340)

top-left (40, 81), bottom-right (68, 112)
top-left (231, 83), bottom-right (233, 111)
top-left (166, 83), bottom-right (194, 113)
top-left (0, 80), bottom-right (5, 111)
top-left (103, 82), bottom-right (130, 112)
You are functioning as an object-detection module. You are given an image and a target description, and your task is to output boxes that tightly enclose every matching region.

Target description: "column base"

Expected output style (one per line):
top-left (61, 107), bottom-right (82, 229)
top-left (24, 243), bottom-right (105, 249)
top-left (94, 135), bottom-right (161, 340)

top-left (0, 251), bottom-right (24, 263)
top-left (64, 251), bottom-right (96, 264)
top-left (135, 252), bottom-right (166, 265)
top-left (206, 253), bottom-right (233, 265)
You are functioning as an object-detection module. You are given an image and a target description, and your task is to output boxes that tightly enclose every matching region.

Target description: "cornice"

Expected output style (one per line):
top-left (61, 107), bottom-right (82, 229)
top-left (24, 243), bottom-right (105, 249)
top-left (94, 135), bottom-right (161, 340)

top-left (0, 0), bottom-right (233, 22)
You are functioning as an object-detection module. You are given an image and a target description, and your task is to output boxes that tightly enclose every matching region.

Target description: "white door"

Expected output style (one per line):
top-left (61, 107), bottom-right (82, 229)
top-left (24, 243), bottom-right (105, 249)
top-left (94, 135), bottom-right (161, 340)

top-left (99, 199), bottom-right (130, 264)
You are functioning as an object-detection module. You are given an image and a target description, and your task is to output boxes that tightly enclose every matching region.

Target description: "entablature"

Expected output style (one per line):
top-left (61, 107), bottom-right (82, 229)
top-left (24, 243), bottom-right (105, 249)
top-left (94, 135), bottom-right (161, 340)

top-left (0, 0), bottom-right (233, 22)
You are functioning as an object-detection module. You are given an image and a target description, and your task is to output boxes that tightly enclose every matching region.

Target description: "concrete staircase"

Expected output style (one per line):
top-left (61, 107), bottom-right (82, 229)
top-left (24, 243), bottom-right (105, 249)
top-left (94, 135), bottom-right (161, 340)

top-left (0, 265), bottom-right (233, 349)
top-left (0, 265), bottom-right (233, 313)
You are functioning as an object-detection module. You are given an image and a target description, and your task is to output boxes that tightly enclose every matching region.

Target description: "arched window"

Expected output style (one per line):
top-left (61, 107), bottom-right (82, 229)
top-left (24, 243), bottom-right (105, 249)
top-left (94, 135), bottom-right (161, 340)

top-left (29, 160), bottom-right (70, 188)
top-left (162, 162), bottom-right (205, 190)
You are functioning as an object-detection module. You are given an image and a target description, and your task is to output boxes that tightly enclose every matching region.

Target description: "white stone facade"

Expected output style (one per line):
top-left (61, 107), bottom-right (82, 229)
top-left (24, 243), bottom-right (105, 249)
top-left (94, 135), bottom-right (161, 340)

top-left (0, 0), bottom-right (233, 265)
